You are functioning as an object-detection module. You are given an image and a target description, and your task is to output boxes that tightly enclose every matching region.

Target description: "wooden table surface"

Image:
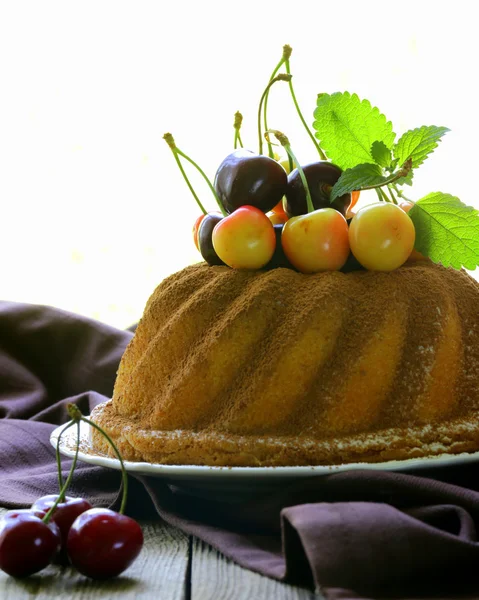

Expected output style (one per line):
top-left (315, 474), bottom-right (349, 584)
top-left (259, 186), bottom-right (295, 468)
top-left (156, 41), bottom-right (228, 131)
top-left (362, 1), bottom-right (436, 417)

top-left (0, 508), bottom-right (324, 599)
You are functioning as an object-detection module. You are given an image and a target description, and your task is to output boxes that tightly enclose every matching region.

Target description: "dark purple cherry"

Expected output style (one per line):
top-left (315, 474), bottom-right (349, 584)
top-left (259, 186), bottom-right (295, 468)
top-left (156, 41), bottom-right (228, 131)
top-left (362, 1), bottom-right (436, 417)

top-left (284, 161), bottom-right (351, 217)
top-left (214, 149), bottom-right (287, 214)
top-left (341, 251), bottom-right (364, 273)
top-left (265, 224), bottom-right (294, 270)
top-left (0, 509), bottom-right (61, 578)
top-left (198, 212), bottom-right (225, 266)
top-left (67, 508), bottom-right (143, 580)
top-left (31, 495), bottom-right (93, 564)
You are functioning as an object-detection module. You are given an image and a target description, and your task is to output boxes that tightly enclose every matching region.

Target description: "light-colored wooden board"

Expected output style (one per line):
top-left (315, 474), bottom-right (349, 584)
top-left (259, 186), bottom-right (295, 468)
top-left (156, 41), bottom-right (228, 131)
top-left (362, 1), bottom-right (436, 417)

top-left (0, 508), bottom-right (190, 599)
top-left (191, 538), bottom-right (324, 600)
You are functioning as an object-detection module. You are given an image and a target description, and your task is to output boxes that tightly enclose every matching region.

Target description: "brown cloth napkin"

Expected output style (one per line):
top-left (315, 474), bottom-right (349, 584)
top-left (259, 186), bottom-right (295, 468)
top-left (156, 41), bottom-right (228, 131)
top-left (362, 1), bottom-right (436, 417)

top-left (1, 300), bottom-right (479, 599)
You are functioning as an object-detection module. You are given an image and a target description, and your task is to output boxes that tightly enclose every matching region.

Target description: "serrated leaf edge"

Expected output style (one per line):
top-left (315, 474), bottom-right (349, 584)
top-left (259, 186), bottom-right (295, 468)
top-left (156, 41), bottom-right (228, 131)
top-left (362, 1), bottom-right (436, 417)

top-left (410, 192), bottom-right (479, 270)
top-left (313, 92), bottom-right (396, 168)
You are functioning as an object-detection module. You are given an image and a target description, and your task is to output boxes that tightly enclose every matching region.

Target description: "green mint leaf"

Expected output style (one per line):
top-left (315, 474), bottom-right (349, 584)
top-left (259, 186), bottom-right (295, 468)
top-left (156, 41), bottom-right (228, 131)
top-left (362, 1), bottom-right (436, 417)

top-left (371, 141), bottom-right (392, 168)
top-left (313, 92), bottom-right (396, 170)
top-left (409, 192), bottom-right (479, 270)
top-left (330, 163), bottom-right (386, 202)
top-left (394, 125), bottom-right (449, 169)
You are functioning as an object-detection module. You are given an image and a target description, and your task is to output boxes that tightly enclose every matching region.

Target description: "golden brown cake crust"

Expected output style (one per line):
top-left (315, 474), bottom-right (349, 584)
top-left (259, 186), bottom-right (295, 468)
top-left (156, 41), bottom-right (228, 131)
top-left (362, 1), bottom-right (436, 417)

top-left (91, 262), bottom-right (479, 467)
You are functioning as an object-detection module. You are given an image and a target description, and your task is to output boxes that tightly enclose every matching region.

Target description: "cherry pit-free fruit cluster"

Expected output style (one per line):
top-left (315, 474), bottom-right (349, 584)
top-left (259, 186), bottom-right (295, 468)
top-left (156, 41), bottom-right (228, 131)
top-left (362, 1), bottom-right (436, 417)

top-left (165, 45), bottom-right (479, 273)
top-left (0, 406), bottom-right (143, 580)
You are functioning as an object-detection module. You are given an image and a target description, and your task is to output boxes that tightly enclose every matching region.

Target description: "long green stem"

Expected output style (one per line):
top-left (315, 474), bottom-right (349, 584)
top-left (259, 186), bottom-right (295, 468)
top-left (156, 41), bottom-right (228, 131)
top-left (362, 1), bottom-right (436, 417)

top-left (266, 129), bottom-right (314, 213)
top-left (288, 154), bottom-right (294, 173)
top-left (258, 74), bottom-right (292, 155)
top-left (358, 159), bottom-right (413, 193)
top-left (233, 111), bottom-right (244, 149)
top-left (379, 188), bottom-right (390, 202)
top-left (43, 420), bottom-right (81, 524)
top-left (387, 185), bottom-right (398, 205)
top-left (80, 417), bottom-right (129, 515)
top-left (392, 183), bottom-right (414, 204)
top-left (375, 188), bottom-right (384, 202)
top-left (64, 403), bottom-right (130, 516)
top-left (55, 420), bottom-right (77, 498)
top-left (284, 59), bottom-right (327, 160)
top-left (263, 45), bottom-right (292, 159)
top-left (163, 133), bottom-right (226, 217)
top-left (176, 149), bottom-right (226, 216)
top-left (263, 60), bottom-right (285, 158)
top-left (163, 134), bottom-right (207, 215)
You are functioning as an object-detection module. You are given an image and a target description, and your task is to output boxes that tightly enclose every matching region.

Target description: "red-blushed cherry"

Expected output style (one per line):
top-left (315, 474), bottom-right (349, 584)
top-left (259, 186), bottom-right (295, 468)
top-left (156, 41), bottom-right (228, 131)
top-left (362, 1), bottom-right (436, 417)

top-left (193, 214), bottom-right (206, 250)
top-left (212, 205), bottom-right (276, 270)
top-left (284, 161), bottom-right (351, 217)
top-left (31, 495), bottom-right (93, 564)
top-left (67, 508), bottom-right (143, 580)
top-left (349, 202), bottom-right (416, 271)
top-left (214, 149), bottom-right (288, 214)
top-left (198, 212), bottom-right (225, 266)
top-left (0, 509), bottom-right (61, 578)
top-left (282, 208), bottom-right (350, 273)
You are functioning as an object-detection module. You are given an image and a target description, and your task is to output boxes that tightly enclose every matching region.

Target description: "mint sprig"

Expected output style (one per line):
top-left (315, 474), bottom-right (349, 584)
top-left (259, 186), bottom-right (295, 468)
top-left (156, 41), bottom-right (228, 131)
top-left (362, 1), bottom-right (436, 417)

top-left (409, 193), bottom-right (479, 270)
top-left (330, 159), bottom-right (412, 203)
top-left (371, 141), bottom-right (392, 168)
top-left (394, 125), bottom-right (449, 169)
top-left (330, 164), bottom-right (386, 202)
top-left (313, 92), bottom-right (395, 170)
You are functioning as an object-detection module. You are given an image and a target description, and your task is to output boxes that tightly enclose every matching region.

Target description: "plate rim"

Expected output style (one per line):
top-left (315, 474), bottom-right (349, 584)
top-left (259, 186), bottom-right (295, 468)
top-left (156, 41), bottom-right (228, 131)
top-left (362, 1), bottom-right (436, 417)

top-left (49, 419), bottom-right (479, 479)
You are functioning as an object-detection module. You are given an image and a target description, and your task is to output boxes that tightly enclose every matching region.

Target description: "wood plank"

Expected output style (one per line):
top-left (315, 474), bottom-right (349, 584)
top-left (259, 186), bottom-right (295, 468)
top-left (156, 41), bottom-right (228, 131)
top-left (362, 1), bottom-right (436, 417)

top-left (0, 508), bottom-right (190, 599)
top-left (191, 538), bottom-right (324, 600)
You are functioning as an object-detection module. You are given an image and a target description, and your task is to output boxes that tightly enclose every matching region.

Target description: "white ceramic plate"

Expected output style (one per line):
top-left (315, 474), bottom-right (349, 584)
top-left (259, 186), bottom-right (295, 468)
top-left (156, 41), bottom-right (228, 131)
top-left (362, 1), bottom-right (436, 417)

top-left (50, 420), bottom-right (479, 500)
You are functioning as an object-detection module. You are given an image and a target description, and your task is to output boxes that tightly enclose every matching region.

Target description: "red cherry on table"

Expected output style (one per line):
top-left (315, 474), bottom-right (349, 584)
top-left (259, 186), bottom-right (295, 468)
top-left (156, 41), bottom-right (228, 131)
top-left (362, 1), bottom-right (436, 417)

top-left (31, 495), bottom-right (93, 563)
top-left (0, 509), bottom-right (61, 578)
top-left (212, 205), bottom-right (276, 270)
top-left (67, 508), bottom-right (143, 580)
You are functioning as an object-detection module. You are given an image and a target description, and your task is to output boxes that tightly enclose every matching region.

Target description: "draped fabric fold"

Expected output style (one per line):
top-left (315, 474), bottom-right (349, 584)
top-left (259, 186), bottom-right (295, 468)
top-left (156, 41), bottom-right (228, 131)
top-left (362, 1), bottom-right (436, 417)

top-left (1, 301), bottom-right (479, 599)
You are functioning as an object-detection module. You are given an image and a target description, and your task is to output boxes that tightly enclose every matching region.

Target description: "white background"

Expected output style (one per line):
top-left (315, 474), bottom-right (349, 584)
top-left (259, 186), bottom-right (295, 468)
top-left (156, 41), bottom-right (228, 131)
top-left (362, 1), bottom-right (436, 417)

top-left (0, 1), bottom-right (477, 327)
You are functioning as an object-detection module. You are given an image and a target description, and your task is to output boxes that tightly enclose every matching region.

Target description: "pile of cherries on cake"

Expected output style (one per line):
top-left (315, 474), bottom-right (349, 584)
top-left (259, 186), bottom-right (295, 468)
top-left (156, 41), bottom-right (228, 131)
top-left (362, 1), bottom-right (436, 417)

top-left (193, 150), bottom-right (418, 274)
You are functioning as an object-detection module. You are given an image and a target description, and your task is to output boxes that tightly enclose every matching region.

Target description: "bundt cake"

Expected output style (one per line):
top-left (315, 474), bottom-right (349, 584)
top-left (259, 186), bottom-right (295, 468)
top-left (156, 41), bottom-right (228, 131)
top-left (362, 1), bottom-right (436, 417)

top-left (90, 261), bottom-right (479, 466)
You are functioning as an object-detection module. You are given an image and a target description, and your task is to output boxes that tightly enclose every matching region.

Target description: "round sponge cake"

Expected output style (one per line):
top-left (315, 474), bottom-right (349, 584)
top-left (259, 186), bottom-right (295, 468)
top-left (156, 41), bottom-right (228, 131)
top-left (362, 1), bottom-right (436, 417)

top-left (91, 262), bottom-right (479, 466)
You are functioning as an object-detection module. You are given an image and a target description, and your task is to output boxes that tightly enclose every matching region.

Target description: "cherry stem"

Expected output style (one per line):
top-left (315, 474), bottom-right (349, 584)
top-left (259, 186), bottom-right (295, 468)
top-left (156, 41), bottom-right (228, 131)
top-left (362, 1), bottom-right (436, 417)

top-left (375, 189), bottom-right (384, 202)
top-left (163, 134), bottom-right (227, 217)
top-left (284, 58), bottom-right (327, 161)
top-left (55, 420), bottom-right (76, 497)
top-left (67, 403), bottom-right (130, 516)
top-left (386, 186), bottom-right (398, 205)
top-left (378, 188), bottom-right (390, 202)
top-left (233, 111), bottom-right (244, 149)
top-left (263, 59), bottom-right (285, 158)
top-left (357, 159), bottom-right (413, 193)
top-left (163, 134), bottom-right (207, 215)
top-left (43, 420), bottom-right (81, 524)
top-left (266, 129), bottom-right (314, 214)
top-left (258, 74), bottom-right (292, 156)
top-left (392, 183), bottom-right (414, 204)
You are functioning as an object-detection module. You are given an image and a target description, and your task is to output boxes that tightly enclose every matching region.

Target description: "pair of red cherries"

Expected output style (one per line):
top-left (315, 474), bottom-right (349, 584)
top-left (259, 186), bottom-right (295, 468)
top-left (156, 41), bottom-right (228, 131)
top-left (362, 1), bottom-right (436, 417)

top-left (0, 407), bottom-right (144, 580)
top-left (0, 496), bottom-right (143, 579)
